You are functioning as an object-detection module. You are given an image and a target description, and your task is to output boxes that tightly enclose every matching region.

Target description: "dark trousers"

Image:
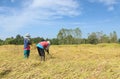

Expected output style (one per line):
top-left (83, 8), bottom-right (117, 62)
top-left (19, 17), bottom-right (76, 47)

top-left (37, 47), bottom-right (45, 61)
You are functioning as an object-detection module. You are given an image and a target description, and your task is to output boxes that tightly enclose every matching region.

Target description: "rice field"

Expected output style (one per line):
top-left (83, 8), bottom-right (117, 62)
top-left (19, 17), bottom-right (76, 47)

top-left (0, 44), bottom-right (120, 79)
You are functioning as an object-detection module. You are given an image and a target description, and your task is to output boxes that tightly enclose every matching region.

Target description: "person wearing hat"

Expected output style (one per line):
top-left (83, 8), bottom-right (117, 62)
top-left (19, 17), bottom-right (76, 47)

top-left (24, 33), bottom-right (31, 58)
top-left (36, 40), bottom-right (50, 61)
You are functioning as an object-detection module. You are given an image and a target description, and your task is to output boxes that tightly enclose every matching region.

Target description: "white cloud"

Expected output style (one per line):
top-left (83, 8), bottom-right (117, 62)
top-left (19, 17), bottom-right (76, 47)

top-left (0, 0), bottom-right (81, 32)
top-left (99, 0), bottom-right (117, 5)
top-left (89, 0), bottom-right (117, 5)
top-left (89, 0), bottom-right (118, 11)
top-left (29, 0), bottom-right (80, 17)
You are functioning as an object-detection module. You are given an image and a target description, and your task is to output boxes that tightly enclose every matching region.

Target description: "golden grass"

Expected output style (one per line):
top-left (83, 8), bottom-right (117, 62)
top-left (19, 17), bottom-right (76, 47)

top-left (0, 44), bottom-right (120, 79)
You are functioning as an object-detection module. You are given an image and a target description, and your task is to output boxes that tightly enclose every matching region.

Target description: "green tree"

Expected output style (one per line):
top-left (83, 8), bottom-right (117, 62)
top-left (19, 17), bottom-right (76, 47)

top-left (31, 37), bottom-right (44, 44)
top-left (74, 28), bottom-right (82, 44)
top-left (0, 39), bottom-right (4, 45)
top-left (100, 34), bottom-right (110, 43)
top-left (5, 37), bottom-right (14, 44)
top-left (57, 28), bottom-right (66, 44)
top-left (57, 28), bottom-right (82, 44)
top-left (50, 38), bottom-right (59, 45)
top-left (14, 34), bottom-right (24, 45)
top-left (110, 31), bottom-right (117, 43)
top-left (65, 35), bottom-right (74, 44)
top-left (4, 35), bottom-right (24, 45)
top-left (118, 39), bottom-right (120, 43)
top-left (88, 32), bottom-right (98, 44)
top-left (81, 38), bottom-right (88, 44)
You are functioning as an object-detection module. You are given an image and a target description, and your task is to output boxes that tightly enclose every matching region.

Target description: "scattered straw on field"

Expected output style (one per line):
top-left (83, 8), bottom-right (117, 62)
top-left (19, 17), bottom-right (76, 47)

top-left (0, 44), bottom-right (120, 79)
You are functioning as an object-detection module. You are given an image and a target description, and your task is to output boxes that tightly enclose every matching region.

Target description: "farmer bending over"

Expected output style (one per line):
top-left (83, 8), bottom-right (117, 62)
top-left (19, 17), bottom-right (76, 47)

top-left (36, 40), bottom-right (50, 61)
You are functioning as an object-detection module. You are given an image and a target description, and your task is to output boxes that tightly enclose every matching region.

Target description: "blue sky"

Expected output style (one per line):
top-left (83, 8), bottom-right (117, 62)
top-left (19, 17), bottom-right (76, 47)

top-left (0, 0), bottom-right (120, 39)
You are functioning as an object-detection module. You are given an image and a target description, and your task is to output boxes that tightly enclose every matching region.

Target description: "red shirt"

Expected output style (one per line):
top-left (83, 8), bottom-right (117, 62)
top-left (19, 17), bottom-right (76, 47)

top-left (40, 41), bottom-right (49, 48)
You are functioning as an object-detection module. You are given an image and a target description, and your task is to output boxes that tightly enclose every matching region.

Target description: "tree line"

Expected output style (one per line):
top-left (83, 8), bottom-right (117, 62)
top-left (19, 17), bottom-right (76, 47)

top-left (0, 28), bottom-right (120, 45)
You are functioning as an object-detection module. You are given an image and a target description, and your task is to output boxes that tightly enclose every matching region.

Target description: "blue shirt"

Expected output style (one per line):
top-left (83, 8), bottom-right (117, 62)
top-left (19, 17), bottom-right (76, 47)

top-left (24, 38), bottom-right (30, 49)
top-left (36, 43), bottom-right (44, 49)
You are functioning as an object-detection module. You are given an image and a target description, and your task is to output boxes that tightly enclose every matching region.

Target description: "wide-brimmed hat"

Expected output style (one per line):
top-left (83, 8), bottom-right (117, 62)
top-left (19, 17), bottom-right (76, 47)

top-left (47, 41), bottom-right (50, 44)
top-left (25, 33), bottom-right (30, 37)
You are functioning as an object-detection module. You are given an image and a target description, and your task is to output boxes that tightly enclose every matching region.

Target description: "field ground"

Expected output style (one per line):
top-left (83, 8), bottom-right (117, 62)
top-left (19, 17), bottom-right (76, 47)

top-left (0, 44), bottom-right (120, 79)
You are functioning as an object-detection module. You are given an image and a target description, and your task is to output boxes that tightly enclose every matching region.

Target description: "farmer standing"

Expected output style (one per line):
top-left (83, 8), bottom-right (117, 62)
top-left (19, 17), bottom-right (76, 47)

top-left (36, 40), bottom-right (50, 61)
top-left (24, 33), bottom-right (31, 58)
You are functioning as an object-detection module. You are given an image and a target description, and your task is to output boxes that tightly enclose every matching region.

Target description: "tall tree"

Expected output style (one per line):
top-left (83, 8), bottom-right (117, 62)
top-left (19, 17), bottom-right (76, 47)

top-left (57, 28), bottom-right (65, 44)
top-left (15, 34), bottom-right (24, 45)
top-left (0, 39), bottom-right (4, 45)
top-left (57, 28), bottom-right (82, 44)
top-left (100, 34), bottom-right (110, 43)
top-left (118, 38), bottom-right (120, 43)
top-left (88, 32), bottom-right (98, 44)
top-left (110, 31), bottom-right (117, 43)
top-left (74, 28), bottom-right (82, 44)
top-left (50, 38), bottom-right (59, 45)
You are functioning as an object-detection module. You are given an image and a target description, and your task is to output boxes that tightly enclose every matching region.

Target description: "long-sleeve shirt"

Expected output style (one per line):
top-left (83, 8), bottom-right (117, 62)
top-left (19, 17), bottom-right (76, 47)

top-left (24, 38), bottom-right (30, 50)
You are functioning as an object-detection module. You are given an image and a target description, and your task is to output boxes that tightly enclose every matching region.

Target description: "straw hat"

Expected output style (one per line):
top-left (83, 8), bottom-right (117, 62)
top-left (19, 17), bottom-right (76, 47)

top-left (24, 33), bottom-right (30, 38)
top-left (47, 41), bottom-right (50, 44)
